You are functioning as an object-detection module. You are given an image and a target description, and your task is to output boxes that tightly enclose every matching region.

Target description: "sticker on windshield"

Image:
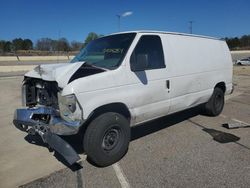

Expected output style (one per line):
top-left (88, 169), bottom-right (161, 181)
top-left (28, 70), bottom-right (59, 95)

top-left (103, 48), bottom-right (124, 54)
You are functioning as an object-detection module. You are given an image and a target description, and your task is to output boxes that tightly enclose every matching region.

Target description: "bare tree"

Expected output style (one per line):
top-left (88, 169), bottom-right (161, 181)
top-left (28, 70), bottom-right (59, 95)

top-left (36, 38), bottom-right (54, 51)
top-left (71, 41), bottom-right (83, 51)
top-left (57, 38), bottom-right (70, 52)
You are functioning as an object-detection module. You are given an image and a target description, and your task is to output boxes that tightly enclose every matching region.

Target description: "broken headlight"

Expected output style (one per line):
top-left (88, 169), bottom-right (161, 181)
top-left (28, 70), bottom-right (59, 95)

top-left (58, 93), bottom-right (82, 122)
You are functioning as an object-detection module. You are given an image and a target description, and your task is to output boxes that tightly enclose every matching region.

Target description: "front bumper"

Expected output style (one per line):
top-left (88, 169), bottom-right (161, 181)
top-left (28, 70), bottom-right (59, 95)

top-left (13, 107), bottom-right (82, 135)
top-left (13, 107), bottom-right (82, 165)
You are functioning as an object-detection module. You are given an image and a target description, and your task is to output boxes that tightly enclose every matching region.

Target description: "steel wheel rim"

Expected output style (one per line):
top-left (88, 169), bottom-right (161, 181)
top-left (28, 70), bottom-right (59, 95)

top-left (215, 93), bottom-right (223, 110)
top-left (102, 127), bottom-right (120, 151)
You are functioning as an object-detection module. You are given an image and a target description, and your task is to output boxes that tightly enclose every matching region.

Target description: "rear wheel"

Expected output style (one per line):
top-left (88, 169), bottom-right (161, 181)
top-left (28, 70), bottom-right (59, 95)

top-left (203, 87), bottom-right (225, 116)
top-left (83, 112), bottom-right (130, 167)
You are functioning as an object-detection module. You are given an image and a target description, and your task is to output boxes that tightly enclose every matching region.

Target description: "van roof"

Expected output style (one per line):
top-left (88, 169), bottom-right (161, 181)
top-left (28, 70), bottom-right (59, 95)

top-left (109, 30), bottom-right (223, 41)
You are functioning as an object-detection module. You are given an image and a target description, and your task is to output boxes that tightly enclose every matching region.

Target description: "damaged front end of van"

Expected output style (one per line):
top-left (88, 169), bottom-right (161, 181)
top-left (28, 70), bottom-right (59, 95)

top-left (13, 62), bottom-right (106, 165)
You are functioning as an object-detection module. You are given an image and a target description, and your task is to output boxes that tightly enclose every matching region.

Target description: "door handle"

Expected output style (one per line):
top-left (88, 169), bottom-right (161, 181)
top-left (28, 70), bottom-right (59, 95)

top-left (166, 80), bottom-right (170, 89)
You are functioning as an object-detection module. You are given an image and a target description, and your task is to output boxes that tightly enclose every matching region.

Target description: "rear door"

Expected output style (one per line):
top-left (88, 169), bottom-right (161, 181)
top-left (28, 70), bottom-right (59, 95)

top-left (127, 34), bottom-right (170, 124)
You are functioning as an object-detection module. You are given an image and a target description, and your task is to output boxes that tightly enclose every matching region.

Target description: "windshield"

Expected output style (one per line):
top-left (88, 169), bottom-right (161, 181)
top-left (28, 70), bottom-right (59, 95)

top-left (71, 33), bottom-right (136, 69)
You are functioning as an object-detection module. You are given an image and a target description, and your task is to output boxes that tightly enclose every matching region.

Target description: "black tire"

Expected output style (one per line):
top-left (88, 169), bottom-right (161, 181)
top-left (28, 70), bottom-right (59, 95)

top-left (237, 62), bottom-right (242, 66)
top-left (83, 112), bottom-right (130, 167)
top-left (203, 87), bottom-right (225, 116)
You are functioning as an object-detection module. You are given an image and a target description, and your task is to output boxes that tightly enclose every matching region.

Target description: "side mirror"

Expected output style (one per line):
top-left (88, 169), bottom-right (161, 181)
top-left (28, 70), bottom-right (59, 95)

top-left (131, 53), bottom-right (148, 72)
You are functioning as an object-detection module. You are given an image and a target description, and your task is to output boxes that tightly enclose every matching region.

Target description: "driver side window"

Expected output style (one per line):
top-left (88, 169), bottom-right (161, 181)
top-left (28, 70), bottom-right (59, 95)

top-left (130, 35), bottom-right (165, 71)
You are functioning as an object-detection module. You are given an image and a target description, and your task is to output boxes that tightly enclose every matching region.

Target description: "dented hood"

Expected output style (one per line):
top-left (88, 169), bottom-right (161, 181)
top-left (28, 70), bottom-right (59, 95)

top-left (25, 62), bottom-right (106, 88)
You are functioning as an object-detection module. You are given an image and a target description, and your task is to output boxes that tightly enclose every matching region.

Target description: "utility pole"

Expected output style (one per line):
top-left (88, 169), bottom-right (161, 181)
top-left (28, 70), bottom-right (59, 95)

top-left (117, 15), bottom-right (121, 32)
top-left (189, 21), bottom-right (193, 34)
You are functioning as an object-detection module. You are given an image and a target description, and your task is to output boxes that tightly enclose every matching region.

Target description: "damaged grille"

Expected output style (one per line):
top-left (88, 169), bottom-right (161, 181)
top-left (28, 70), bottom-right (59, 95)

top-left (23, 77), bottom-right (61, 108)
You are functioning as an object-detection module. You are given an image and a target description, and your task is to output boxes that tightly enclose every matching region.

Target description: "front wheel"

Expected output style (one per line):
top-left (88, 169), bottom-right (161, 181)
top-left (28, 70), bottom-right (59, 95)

top-left (83, 112), bottom-right (130, 167)
top-left (203, 87), bottom-right (225, 116)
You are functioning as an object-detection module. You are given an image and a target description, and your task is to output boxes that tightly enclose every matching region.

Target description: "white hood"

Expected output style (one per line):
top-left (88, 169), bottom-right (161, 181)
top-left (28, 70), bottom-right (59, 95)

top-left (25, 62), bottom-right (85, 88)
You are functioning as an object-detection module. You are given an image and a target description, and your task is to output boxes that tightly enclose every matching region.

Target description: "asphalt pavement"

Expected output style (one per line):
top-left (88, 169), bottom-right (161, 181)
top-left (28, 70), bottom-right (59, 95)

top-left (0, 70), bottom-right (250, 188)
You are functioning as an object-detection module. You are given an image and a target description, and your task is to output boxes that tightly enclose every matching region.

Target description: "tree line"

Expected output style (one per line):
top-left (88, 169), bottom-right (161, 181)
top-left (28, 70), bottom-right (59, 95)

top-left (1, 33), bottom-right (249, 53)
top-left (0, 32), bottom-right (102, 54)
top-left (225, 35), bottom-right (250, 50)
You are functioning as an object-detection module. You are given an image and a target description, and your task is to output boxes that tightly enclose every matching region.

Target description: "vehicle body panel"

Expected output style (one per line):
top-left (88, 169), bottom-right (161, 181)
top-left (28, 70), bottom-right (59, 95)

top-left (18, 31), bottom-right (233, 127)
top-left (25, 62), bottom-right (85, 88)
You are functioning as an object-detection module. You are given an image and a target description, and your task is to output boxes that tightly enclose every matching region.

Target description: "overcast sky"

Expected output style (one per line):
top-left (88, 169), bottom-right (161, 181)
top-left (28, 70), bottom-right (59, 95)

top-left (0, 0), bottom-right (249, 42)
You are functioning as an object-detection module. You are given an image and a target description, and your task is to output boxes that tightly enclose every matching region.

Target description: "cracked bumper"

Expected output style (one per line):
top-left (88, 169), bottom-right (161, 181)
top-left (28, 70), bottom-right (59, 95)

top-left (13, 107), bottom-right (82, 165)
top-left (13, 107), bottom-right (82, 135)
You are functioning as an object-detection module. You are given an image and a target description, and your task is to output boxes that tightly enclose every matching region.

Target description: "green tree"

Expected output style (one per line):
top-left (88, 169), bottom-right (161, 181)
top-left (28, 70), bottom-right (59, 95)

top-left (12, 38), bottom-right (24, 51)
top-left (0, 40), bottom-right (5, 53)
top-left (83, 32), bottom-right (102, 47)
top-left (22, 39), bottom-right (33, 50)
top-left (225, 35), bottom-right (250, 50)
top-left (240, 35), bottom-right (250, 48)
top-left (4, 41), bottom-right (12, 52)
top-left (225, 37), bottom-right (240, 50)
top-left (0, 40), bottom-right (13, 53)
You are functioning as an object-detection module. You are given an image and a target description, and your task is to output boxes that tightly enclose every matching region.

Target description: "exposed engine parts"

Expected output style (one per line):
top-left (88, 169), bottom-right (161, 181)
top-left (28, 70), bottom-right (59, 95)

top-left (23, 78), bottom-right (61, 108)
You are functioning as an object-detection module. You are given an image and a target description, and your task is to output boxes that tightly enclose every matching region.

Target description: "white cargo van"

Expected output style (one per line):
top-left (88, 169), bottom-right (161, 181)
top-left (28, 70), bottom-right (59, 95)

top-left (13, 31), bottom-right (233, 166)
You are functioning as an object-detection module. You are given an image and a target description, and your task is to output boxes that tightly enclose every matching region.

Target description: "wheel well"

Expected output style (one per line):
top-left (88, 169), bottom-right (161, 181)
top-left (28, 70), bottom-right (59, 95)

top-left (215, 82), bottom-right (226, 93)
top-left (80, 103), bottom-right (131, 133)
top-left (92, 103), bottom-right (131, 120)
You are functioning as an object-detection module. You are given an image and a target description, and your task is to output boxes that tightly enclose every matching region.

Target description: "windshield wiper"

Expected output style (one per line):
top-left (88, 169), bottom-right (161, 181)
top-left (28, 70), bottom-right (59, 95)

top-left (83, 62), bottom-right (109, 71)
